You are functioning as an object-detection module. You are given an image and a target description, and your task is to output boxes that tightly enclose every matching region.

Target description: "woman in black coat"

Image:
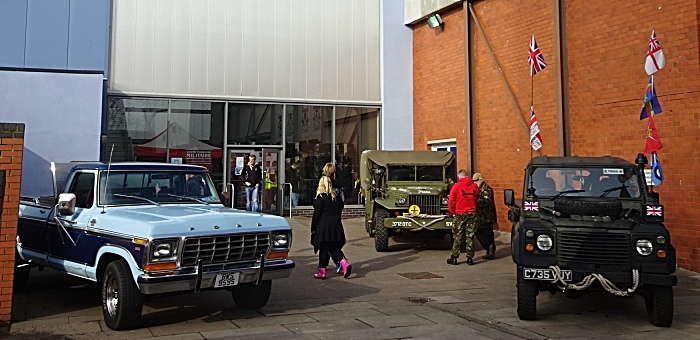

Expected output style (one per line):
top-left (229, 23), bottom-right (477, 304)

top-left (311, 175), bottom-right (353, 279)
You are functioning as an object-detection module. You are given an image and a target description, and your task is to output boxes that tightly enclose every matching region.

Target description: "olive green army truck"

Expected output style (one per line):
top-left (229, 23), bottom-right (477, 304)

top-left (360, 150), bottom-right (456, 252)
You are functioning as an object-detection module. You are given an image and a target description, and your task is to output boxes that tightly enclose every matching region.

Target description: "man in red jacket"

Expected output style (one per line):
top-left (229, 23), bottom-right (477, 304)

top-left (447, 170), bottom-right (480, 265)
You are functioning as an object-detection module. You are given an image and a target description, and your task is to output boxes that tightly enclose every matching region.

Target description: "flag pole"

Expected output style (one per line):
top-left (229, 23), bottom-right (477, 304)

top-left (530, 76), bottom-right (534, 160)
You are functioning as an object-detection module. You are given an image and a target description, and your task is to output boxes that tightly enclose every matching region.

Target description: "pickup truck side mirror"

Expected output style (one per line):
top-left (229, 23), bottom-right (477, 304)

top-left (58, 193), bottom-right (77, 216)
top-left (504, 189), bottom-right (515, 207)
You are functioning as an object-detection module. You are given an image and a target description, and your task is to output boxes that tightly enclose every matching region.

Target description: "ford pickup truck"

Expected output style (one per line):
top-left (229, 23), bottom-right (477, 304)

top-left (17, 162), bottom-right (295, 330)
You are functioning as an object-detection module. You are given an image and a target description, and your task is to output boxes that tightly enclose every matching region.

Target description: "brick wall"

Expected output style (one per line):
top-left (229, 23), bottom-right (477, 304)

top-left (0, 123), bottom-right (24, 324)
top-left (566, 0), bottom-right (700, 271)
top-left (413, 6), bottom-right (467, 170)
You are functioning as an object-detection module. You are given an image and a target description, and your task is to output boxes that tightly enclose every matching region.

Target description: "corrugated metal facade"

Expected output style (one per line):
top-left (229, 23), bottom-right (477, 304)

top-left (109, 0), bottom-right (381, 104)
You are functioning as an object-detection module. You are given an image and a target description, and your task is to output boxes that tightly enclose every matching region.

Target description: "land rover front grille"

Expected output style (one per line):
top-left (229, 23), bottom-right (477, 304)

top-left (181, 233), bottom-right (270, 266)
top-left (408, 195), bottom-right (441, 215)
top-left (556, 229), bottom-right (630, 265)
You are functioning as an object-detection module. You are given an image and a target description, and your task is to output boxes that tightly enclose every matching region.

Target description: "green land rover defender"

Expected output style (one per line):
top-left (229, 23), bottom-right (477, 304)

top-left (359, 150), bottom-right (456, 252)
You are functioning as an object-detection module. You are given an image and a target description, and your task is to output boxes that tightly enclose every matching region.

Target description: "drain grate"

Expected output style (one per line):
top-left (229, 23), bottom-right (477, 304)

top-left (398, 272), bottom-right (444, 280)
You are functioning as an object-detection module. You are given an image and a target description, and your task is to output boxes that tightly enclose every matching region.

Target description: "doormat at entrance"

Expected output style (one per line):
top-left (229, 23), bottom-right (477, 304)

top-left (398, 272), bottom-right (444, 280)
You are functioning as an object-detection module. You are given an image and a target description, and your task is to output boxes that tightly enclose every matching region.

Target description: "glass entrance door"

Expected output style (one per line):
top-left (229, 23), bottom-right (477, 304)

top-left (227, 147), bottom-right (282, 215)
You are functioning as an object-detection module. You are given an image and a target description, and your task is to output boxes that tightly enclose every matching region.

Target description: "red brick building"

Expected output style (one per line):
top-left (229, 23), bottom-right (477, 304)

top-left (410, 1), bottom-right (700, 271)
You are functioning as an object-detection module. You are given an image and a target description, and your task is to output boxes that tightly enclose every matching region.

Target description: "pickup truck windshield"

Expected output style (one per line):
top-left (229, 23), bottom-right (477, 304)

top-left (528, 167), bottom-right (641, 198)
top-left (98, 171), bottom-right (221, 205)
top-left (388, 166), bottom-right (443, 181)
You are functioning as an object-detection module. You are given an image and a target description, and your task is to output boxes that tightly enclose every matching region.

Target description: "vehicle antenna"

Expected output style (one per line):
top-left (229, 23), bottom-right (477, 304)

top-left (102, 144), bottom-right (114, 214)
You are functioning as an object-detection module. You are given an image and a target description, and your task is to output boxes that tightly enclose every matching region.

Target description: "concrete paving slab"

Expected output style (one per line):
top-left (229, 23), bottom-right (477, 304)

top-left (10, 320), bottom-right (102, 336)
top-left (232, 314), bottom-right (317, 328)
top-left (305, 308), bottom-right (387, 322)
top-left (148, 320), bottom-right (237, 337)
top-left (199, 325), bottom-right (292, 339)
top-left (283, 319), bottom-right (372, 334)
top-left (425, 295), bottom-right (466, 304)
top-left (356, 314), bottom-right (435, 328)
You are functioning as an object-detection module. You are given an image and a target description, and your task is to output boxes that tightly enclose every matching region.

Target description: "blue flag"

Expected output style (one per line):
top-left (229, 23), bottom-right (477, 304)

top-left (640, 76), bottom-right (662, 120)
top-left (651, 152), bottom-right (664, 186)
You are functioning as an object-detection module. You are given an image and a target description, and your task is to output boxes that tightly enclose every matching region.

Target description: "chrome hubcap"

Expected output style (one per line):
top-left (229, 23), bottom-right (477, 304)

top-left (105, 275), bottom-right (118, 317)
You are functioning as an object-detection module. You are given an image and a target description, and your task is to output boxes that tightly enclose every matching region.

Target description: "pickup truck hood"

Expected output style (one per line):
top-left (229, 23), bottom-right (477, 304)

top-left (91, 204), bottom-right (290, 238)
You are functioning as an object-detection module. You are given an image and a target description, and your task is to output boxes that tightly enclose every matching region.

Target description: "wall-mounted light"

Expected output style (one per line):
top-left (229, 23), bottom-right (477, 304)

top-left (427, 14), bottom-right (443, 29)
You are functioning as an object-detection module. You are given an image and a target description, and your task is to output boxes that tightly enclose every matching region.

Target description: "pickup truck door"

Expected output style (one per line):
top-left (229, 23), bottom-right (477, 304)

top-left (17, 202), bottom-right (53, 266)
top-left (47, 170), bottom-right (98, 277)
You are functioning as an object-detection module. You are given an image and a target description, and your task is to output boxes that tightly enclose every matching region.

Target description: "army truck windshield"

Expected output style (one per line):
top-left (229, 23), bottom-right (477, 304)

top-left (360, 150), bottom-right (456, 252)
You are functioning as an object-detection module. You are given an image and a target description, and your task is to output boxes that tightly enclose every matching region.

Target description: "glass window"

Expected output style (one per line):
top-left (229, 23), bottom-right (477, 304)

top-left (107, 98), bottom-right (168, 162)
top-left (529, 167), bottom-right (640, 198)
top-left (285, 105), bottom-right (332, 206)
top-left (99, 170), bottom-right (220, 205)
top-left (227, 104), bottom-right (283, 145)
top-left (417, 166), bottom-right (443, 181)
top-left (68, 172), bottom-right (95, 208)
top-left (389, 166), bottom-right (415, 181)
top-left (335, 107), bottom-right (359, 203)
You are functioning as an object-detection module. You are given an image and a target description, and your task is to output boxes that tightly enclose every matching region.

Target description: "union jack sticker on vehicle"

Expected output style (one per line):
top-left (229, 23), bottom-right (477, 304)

top-left (524, 201), bottom-right (539, 211)
top-left (646, 205), bottom-right (663, 216)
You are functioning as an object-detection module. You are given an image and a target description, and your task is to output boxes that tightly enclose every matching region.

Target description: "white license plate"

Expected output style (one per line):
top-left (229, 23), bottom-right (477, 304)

top-left (524, 268), bottom-right (572, 281)
top-left (214, 272), bottom-right (241, 288)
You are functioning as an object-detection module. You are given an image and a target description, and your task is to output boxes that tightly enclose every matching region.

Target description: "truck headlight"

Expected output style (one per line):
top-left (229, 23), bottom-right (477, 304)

top-left (273, 232), bottom-right (290, 248)
top-left (636, 239), bottom-right (654, 256)
top-left (441, 197), bottom-right (449, 205)
top-left (536, 235), bottom-right (552, 251)
top-left (397, 197), bottom-right (406, 205)
top-left (152, 239), bottom-right (178, 259)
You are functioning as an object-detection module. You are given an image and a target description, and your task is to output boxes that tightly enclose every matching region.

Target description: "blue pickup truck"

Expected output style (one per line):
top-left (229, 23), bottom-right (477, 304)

top-left (17, 162), bottom-right (295, 330)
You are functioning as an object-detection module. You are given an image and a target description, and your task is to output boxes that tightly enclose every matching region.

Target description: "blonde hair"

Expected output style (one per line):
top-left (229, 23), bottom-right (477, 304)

top-left (316, 176), bottom-right (337, 200)
top-left (322, 163), bottom-right (336, 177)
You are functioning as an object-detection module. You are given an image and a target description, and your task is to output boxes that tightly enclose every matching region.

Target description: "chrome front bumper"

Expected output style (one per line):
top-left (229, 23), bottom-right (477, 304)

top-left (137, 259), bottom-right (295, 295)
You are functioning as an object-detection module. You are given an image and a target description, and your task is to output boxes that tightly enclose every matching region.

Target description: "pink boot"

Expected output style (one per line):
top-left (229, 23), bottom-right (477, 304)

top-left (340, 259), bottom-right (352, 278)
top-left (314, 268), bottom-right (326, 279)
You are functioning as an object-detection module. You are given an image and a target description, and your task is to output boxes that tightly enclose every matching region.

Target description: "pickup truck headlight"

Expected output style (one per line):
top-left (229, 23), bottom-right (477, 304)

top-left (536, 234), bottom-right (552, 251)
top-left (636, 239), bottom-right (654, 256)
top-left (273, 232), bottom-right (290, 248)
top-left (397, 197), bottom-right (406, 205)
top-left (151, 239), bottom-right (179, 259)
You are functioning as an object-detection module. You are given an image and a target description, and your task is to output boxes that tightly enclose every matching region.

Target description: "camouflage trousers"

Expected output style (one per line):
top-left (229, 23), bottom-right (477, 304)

top-left (452, 213), bottom-right (477, 258)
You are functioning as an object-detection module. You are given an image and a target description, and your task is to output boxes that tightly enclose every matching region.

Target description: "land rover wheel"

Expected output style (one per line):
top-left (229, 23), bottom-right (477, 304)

top-left (374, 208), bottom-right (389, 252)
top-left (231, 281), bottom-right (272, 310)
top-left (517, 276), bottom-right (538, 320)
top-left (644, 285), bottom-right (673, 327)
top-left (102, 260), bottom-right (143, 330)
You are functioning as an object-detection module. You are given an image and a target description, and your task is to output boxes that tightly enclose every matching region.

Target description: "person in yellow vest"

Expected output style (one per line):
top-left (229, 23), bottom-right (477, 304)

top-left (264, 161), bottom-right (278, 210)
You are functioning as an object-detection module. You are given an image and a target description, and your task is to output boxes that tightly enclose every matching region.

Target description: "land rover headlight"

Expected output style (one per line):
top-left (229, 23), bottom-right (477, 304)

top-left (397, 197), bottom-right (406, 205)
top-left (273, 232), bottom-right (290, 248)
top-left (636, 239), bottom-right (654, 256)
top-left (536, 235), bottom-right (552, 251)
top-left (441, 197), bottom-right (449, 205)
top-left (152, 239), bottom-right (178, 258)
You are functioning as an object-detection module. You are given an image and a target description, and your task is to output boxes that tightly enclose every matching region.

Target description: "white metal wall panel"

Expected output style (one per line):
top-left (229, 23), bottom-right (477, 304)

top-left (110, 0), bottom-right (380, 104)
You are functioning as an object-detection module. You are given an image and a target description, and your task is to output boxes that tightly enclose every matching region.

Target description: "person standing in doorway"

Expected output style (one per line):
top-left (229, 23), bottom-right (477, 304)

top-left (447, 170), bottom-right (480, 265)
top-left (310, 175), bottom-right (353, 279)
top-left (473, 173), bottom-right (497, 260)
top-left (241, 155), bottom-right (262, 212)
top-left (285, 161), bottom-right (301, 208)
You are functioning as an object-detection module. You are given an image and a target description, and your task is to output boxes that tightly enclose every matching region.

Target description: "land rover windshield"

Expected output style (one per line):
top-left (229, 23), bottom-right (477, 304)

top-left (388, 165), bottom-right (443, 182)
top-left (528, 166), bottom-right (641, 198)
top-left (98, 170), bottom-right (221, 205)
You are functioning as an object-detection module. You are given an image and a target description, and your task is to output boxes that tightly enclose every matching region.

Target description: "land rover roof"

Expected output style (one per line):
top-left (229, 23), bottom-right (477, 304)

top-left (526, 156), bottom-right (634, 168)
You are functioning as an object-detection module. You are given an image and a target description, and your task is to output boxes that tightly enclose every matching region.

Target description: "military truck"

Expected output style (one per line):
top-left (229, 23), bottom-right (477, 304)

top-left (505, 154), bottom-right (676, 327)
top-left (359, 150), bottom-right (456, 252)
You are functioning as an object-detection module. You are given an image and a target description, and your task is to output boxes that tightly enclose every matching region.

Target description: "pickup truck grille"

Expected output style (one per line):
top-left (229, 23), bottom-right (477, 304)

top-left (556, 229), bottom-right (630, 265)
top-left (181, 233), bottom-right (270, 266)
top-left (408, 195), bottom-right (441, 215)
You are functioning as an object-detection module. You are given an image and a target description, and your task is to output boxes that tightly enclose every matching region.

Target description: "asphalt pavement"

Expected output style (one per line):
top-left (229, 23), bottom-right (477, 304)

top-left (7, 217), bottom-right (700, 339)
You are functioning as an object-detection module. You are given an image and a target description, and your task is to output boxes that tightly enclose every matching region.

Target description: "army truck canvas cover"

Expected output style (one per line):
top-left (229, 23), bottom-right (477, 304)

top-left (359, 150), bottom-right (456, 251)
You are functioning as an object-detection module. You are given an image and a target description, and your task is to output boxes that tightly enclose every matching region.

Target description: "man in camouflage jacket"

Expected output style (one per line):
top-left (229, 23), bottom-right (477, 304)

top-left (473, 173), bottom-right (497, 260)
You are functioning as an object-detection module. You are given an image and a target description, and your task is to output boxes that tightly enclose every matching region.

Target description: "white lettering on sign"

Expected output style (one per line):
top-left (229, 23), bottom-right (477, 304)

top-left (446, 222), bottom-right (453, 227)
top-left (391, 221), bottom-right (412, 227)
top-left (418, 190), bottom-right (431, 194)
top-left (603, 168), bottom-right (624, 175)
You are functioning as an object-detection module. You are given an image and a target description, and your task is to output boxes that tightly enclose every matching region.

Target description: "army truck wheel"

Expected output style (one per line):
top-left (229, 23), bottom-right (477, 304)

top-left (374, 208), bottom-right (389, 252)
top-left (231, 281), bottom-right (272, 310)
top-left (102, 260), bottom-right (143, 330)
top-left (644, 285), bottom-right (673, 327)
top-left (365, 218), bottom-right (374, 237)
top-left (517, 276), bottom-right (538, 320)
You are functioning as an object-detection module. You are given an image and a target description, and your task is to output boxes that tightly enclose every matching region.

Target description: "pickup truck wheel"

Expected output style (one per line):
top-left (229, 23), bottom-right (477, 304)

top-left (644, 285), bottom-right (673, 327)
top-left (102, 260), bottom-right (143, 330)
top-left (517, 276), bottom-right (538, 320)
top-left (374, 209), bottom-right (389, 252)
top-left (231, 280), bottom-right (272, 310)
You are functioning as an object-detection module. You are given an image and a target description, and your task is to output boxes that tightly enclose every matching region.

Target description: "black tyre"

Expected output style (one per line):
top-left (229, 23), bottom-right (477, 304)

top-left (102, 260), bottom-right (143, 330)
top-left (374, 208), bottom-right (389, 252)
top-left (553, 197), bottom-right (623, 217)
top-left (517, 276), bottom-right (538, 320)
top-left (231, 280), bottom-right (272, 310)
top-left (644, 285), bottom-right (673, 327)
top-left (365, 218), bottom-right (374, 237)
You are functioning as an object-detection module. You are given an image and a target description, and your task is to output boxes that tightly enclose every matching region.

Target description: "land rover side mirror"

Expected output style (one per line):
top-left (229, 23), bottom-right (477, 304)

top-left (504, 189), bottom-right (515, 206)
top-left (57, 193), bottom-right (77, 216)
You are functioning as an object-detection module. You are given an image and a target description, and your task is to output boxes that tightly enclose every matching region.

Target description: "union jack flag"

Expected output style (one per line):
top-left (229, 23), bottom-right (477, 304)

top-left (524, 201), bottom-right (539, 211)
top-left (645, 30), bottom-right (666, 75)
top-left (528, 35), bottom-right (547, 76)
top-left (529, 107), bottom-right (543, 151)
top-left (646, 206), bottom-right (663, 216)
